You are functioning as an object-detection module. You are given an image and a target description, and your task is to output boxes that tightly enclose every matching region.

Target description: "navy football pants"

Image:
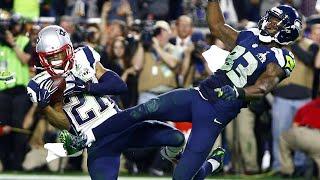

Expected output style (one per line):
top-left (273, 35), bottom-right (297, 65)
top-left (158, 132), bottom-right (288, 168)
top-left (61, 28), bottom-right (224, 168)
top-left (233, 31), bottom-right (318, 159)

top-left (87, 121), bottom-right (185, 180)
top-left (93, 89), bottom-right (240, 179)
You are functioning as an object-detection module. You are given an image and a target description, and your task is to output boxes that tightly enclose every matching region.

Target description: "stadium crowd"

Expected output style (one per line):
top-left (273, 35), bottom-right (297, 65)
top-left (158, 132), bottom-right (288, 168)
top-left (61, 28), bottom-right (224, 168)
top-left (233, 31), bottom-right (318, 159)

top-left (1, 0), bottom-right (320, 178)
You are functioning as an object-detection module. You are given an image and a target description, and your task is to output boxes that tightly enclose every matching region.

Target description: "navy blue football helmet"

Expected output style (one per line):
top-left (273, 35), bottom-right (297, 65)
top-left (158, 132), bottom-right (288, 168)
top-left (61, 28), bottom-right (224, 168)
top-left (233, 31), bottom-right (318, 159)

top-left (258, 5), bottom-right (302, 45)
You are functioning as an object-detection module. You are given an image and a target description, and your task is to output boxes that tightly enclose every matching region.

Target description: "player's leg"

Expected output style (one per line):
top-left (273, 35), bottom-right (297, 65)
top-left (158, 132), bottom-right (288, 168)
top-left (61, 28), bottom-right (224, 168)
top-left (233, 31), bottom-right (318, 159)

top-left (87, 152), bottom-right (121, 180)
top-left (193, 147), bottom-right (225, 180)
top-left (91, 88), bottom-right (194, 141)
top-left (87, 121), bottom-right (185, 180)
top-left (127, 121), bottom-right (185, 149)
top-left (173, 97), bottom-right (225, 180)
top-left (173, 125), bottom-right (222, 180)
top-left (105, 121), bottom-right (186, 157)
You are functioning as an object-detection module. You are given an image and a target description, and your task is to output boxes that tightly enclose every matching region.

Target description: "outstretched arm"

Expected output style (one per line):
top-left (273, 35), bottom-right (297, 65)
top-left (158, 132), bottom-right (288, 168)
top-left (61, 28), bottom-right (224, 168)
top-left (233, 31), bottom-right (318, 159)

top-left (89, 62), bottom-right (128, 95)
top-left (66, 62), bottom-right (128, 96)
top-left (243, 63), bottom-right (285, 100)
top-left (206, 0), bottom-right (239, 50)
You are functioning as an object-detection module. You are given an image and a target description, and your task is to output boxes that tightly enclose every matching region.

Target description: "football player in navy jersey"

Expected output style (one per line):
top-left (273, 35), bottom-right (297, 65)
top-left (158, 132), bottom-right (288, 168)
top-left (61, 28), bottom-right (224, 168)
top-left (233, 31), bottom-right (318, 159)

top-left (26, 25), bottom-right (191, 180)
top-left (66, 1), bottom-right (303, 179)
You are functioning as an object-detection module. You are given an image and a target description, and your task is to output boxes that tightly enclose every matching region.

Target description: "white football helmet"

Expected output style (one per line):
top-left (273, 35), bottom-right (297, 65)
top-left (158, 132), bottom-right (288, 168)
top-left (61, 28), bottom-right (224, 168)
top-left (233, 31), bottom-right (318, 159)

top-left (36, 25), bottom-right (74, 76)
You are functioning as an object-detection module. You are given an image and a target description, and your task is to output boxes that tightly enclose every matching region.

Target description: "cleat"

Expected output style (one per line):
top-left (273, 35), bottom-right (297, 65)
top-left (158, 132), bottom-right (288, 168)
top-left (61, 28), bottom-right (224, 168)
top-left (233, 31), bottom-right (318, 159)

top-left (59, 130), bottom-right (87, 155)
top-left (208, 147), bottom-right (225, 174)
top-left (160, 147), bottom-right (182, 165)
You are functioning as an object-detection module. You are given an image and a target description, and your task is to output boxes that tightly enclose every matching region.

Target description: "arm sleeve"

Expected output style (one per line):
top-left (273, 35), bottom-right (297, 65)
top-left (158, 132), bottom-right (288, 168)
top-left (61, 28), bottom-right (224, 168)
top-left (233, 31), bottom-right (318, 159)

top-left (87, 70), bottom-right (128, 96)
top-left (290, 43), bottom-right (319, 67)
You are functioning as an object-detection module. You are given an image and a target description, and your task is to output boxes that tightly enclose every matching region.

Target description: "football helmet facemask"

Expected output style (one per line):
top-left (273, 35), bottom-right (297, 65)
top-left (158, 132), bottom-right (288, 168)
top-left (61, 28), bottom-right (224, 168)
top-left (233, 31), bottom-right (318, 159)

top-left (258, 5), bottom-right (302, 45)
top-left (36, 25), bottom-right (74, 76)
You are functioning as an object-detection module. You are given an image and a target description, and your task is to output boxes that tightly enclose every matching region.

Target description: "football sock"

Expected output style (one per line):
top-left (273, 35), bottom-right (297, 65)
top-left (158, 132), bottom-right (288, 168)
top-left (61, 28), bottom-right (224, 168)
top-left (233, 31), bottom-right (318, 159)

top-left (84, 129), bottom-right (96, 145)
top-left (165, 145), bottom-right (184, 158)
top-left (207, 159), bottom-right (220, 172)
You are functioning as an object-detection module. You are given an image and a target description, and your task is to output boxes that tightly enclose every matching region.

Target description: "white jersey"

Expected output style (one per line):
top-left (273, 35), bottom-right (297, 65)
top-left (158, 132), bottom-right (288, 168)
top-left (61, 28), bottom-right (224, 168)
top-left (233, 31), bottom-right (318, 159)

top-left (63, 46), bottom-right (118, 134)
top-left (30, 46), bottom-right (118, 134)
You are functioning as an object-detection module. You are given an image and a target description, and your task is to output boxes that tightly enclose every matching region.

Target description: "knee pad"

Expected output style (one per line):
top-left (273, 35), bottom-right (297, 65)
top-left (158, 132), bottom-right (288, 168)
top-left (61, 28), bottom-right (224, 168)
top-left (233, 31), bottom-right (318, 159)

top-left (173, 130), bottom-right (186, 147)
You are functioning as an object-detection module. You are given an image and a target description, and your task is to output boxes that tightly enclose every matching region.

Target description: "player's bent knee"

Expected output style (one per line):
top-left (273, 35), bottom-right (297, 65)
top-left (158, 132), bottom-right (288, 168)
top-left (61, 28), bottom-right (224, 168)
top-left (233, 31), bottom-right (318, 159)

top-left (173, 130), bottom-right (185, 147)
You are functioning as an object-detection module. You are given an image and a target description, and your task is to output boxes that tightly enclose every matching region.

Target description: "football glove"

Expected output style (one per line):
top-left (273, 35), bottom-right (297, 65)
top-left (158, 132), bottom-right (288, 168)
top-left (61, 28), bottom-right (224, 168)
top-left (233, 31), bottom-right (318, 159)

top-left (27, 79), bottom-right (58, 108)
top-left (65, 77), bottom-right (88, 96)
top-left (214, 85), bottom-right (239, 101)
top-left (38, 79), bottom-right (58, 108)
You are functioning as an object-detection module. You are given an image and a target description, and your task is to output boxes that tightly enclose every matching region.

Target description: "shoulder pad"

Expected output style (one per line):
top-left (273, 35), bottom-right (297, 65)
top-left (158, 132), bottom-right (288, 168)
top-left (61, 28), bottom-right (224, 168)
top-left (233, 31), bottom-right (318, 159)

top-left (72, 46), bottom-right (99, 82)
top-left (246, 28), bottom-right (260, 35)
top-left (236, 28), bottom-right (259, 44)
top-left (271, 48), bottom-right (295, 77)
top-left (74, 46), bottom-right (101, 68)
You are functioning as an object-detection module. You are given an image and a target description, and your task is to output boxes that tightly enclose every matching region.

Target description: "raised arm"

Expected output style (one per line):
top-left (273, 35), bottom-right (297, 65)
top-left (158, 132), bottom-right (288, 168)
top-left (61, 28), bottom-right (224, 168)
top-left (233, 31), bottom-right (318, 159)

top-left (206, 0), bottom-right (239, 50)
top-left (243, 63), bottom-right (285, 100)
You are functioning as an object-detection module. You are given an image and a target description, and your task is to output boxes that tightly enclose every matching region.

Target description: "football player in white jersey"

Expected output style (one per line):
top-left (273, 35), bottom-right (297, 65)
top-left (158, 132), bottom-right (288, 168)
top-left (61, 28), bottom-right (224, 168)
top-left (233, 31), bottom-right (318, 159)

top-left (27, 25), bottom-right (188, 180)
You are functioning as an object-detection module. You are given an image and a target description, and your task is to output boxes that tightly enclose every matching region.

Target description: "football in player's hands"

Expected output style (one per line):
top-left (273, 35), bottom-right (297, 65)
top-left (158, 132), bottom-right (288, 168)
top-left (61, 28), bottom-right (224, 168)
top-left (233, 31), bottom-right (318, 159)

top-left (50, 76), bottom-right (66, 104)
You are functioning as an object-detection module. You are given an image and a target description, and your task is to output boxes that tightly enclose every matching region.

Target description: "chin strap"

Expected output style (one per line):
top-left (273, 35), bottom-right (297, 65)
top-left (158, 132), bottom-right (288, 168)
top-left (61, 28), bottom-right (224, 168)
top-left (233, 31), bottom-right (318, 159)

top-left (259, 29), bottom-right (273, 43)
top-left (259, 28), bottom-right (290, 45)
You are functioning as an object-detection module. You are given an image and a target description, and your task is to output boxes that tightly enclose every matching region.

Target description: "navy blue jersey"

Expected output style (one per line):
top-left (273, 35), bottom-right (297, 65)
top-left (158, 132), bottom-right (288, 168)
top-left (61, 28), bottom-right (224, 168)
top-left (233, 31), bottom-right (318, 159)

top-left (199, 28), bottom-right (295, 101)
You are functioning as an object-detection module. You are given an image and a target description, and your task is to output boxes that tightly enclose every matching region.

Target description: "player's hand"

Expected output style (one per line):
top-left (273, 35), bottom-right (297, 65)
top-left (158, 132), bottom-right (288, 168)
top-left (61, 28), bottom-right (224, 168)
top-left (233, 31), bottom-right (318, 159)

top-left (214, 85), bottom-right (238, 101)
top-left (37, 79), bottom-right (58, 108)
top-left (65, 77), bottom-right (88, 96)
top-left (27, 78), bottom-right (57, 108)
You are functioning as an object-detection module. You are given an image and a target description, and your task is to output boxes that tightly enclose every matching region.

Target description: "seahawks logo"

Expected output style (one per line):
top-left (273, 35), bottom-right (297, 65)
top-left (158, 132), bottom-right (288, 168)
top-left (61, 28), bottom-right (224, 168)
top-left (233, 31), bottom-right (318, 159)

top-left (285, 55), bottom-right (295, 72)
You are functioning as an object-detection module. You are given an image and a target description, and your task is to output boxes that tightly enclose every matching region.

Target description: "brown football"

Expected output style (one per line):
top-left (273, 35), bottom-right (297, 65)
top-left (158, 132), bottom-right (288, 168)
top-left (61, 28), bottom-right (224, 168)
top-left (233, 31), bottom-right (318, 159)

top-left (50, 76), bottom-right (66, 105)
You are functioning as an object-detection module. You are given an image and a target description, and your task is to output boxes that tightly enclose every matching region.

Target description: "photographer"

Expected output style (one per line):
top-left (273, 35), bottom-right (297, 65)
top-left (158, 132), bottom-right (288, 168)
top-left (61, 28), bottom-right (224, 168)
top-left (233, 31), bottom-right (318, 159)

top-left (73, 23), bottom-right (104, 53)
top-left (0, 16), bottom-right (32, 170)
top-left (124, 20), bottom-right (180, 176)
top-left (138, 20), bottom-right (179, 101)
top-left (189, 32), bottom-right (212, 87)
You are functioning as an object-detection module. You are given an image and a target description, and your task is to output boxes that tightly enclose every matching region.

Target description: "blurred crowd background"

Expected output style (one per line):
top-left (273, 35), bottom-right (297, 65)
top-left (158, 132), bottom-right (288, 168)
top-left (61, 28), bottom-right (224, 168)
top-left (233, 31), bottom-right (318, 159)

top-left (1, 0), bottom-right (320, 178)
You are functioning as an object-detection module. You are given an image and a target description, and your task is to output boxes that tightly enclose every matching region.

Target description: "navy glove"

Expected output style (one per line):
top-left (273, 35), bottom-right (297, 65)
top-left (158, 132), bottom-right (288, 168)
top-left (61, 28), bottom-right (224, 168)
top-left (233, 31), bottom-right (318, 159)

top-left (65, 77), bottom-right (88, 96)
top-left (37, 79), bottom-right (58, 108)
top-left (215, 85), bottom-right (239, 101)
